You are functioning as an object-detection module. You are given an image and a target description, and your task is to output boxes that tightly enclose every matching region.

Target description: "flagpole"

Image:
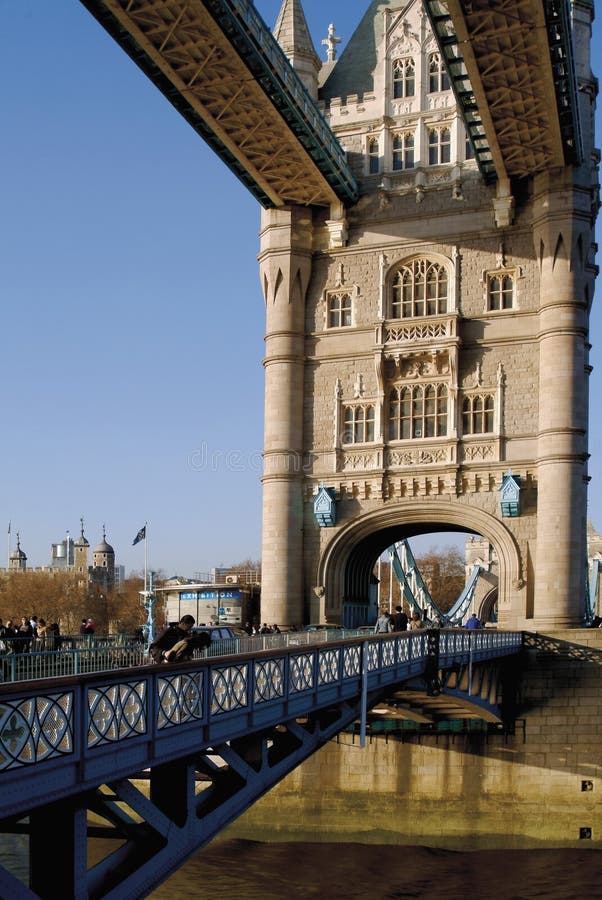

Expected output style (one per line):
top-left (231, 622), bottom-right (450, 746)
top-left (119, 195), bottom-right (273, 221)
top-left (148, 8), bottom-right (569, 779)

top-left (7, 521), bottom-right (10, 569)
top-left (144, 523), bottom-right (148, 596)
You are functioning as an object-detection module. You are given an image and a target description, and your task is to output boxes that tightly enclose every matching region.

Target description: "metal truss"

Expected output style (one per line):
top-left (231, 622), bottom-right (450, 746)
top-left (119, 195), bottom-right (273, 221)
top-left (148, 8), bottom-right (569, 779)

top-left (425, 0), bottom-right (582, 190)
top-left (78, 0), bottom-right (358, 208)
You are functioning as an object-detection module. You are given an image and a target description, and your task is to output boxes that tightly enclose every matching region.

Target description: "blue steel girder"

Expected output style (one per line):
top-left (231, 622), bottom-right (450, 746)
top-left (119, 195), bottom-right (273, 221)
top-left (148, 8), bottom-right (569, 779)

top-left (0, 631), bottom-right (523, 897)
top-left (79, 0), bottom-right (358, 209)
top-left (424, 0), bottom-right (582, 189)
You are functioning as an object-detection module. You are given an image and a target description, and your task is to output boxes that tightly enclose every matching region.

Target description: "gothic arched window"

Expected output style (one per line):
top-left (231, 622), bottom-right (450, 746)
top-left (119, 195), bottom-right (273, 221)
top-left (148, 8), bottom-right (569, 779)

top-left (428, 53), bottom-right (450, 93)
top-left (391, 259), bottom-right (449, 318)
top-left (368, 138), bottom-right (380, 174)
top-left (328, 292), bottom-right (352, 328)
top-left (392, 132), bottom-right (415, 171)
top-left (462, 395), bottom-right (495, 434)
top-left (343, 405), bottom-right (375, 444)
top-left (388, 384), bottom-right (448, 440)
top-left (428, 127), bottom-right (451, 165)
top-left (393, 58), bottom-right (415, 99)
top-left (488, 273), bottom-right (514, 310)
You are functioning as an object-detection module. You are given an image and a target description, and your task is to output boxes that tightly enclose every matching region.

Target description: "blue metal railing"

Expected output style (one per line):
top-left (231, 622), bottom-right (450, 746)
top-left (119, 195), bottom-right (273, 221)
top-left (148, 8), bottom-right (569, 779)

top-left (0, 626), bottom-right (515, 683)
top-left (0, 629), bottom-right (523, 823)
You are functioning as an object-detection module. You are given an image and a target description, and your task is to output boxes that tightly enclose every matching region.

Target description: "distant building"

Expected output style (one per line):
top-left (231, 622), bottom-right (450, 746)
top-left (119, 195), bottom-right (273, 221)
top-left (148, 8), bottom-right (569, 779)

top-left (4, 520), bottom-right (118, 598)
top-left (51, 534), bottom-right (74, 569)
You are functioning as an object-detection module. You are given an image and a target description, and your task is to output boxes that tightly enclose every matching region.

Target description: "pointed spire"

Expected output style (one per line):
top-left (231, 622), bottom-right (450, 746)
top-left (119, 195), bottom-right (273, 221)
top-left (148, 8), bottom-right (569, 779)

top-left (321, 23), bottom-right (341, 63)
top-left (273, 0), bottom-right (321, 99)
top-left (76, 516), bottom-right (89, 548)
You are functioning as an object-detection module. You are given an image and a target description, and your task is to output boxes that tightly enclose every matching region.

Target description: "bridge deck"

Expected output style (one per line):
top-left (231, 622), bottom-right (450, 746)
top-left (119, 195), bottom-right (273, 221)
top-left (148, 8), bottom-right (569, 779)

top-left (0, 630), bottom-right (522, 897)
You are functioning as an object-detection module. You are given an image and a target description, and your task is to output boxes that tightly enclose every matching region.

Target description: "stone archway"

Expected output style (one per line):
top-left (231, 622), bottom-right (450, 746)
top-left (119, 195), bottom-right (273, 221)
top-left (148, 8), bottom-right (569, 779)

top-left (316, 500), bottom-right (525, 628)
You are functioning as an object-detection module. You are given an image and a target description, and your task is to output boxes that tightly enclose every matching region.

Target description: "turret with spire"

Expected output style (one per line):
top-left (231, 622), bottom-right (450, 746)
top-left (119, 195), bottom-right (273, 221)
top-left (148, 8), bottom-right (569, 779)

top-left (74, 516), bottom-right (90, 574)
top-left (273, 0), bottom-right (321, 99)
top-left (92, 525), bottom-right (115, 592)
top-left (9, 532), bottom-right (27, 572)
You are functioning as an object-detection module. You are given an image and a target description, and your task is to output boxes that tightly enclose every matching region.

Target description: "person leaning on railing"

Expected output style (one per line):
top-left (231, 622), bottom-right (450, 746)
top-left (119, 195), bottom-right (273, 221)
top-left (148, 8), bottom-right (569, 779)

top-left (149, 615), bottom-right (211, 663)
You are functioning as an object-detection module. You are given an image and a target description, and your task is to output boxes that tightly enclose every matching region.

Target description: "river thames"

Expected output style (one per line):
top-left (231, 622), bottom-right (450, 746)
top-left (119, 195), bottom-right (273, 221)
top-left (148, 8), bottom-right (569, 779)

top-left (2, 833), bottom-right (602, 897)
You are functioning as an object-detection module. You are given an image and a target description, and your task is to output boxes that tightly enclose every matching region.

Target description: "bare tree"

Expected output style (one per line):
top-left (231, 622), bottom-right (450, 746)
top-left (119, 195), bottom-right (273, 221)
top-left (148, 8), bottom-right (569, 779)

top-left (415, 545), bottom-right (465, 612)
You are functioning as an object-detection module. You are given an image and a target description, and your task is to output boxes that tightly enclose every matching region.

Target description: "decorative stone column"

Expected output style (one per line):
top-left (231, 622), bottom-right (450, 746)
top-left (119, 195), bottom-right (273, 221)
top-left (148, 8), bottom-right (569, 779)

top-left (259, 205), bottom-right (313, 627)
top-left (532, 170), bottom-right (591, 627)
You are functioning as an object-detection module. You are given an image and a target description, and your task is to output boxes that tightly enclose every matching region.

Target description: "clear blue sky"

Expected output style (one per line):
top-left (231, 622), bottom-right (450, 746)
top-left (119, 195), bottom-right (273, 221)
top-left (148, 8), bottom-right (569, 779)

top-left (1, 2), bottom-right (600, 576)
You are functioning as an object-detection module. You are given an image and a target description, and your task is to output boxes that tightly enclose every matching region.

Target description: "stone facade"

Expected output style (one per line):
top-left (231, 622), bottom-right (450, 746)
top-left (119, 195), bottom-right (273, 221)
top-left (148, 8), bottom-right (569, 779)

top-left (260, 1), bottom-right (598, 630)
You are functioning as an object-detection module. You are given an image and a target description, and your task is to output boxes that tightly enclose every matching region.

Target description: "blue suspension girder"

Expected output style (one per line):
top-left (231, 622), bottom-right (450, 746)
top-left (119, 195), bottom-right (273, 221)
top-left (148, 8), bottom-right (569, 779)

top-left (389, 540), bottom-right (481, 625)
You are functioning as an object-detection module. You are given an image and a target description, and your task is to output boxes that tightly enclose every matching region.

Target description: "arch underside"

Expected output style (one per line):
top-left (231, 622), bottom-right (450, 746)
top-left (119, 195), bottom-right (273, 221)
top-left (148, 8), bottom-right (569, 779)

top-left (318, 501), bottom-right (521, 620)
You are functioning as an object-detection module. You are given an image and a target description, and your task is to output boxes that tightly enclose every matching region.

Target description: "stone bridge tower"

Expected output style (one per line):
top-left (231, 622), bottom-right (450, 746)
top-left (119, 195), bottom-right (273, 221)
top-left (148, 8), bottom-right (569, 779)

top-left (259, 0), bottom-right (598, 630)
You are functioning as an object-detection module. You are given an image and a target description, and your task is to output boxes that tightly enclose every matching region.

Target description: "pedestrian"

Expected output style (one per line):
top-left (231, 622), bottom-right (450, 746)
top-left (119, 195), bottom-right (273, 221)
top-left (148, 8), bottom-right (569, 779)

top-left (465, 613), bottom-right (482, 630)
top-left (4, 619), bottom-right (18, 652)
top-left (374, 610), bottom-right (392, 634)
top-left (17, 616), bottom-right (33, 653)
top-left (149, 615), bottom-right (210, 663)
top-left (36, 618), bottom-right (51, 649)
top-left (409, 611), bottom-right (424, 630)
top-left (390, 605), bottom-right (408, 632)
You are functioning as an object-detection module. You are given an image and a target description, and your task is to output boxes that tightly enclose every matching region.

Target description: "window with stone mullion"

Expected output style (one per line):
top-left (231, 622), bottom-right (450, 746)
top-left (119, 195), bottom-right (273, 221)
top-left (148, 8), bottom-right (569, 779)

top-left (462, 394), bottom-right (494, 434)
top-left (392, 132), bottom-right (415, 171)
top-left (389, 384), bottom-right (448, 440)
top-left (393, 58), bottom-right (415, 99)
top-left (489, 274), bottom-right (514, 310)
top-left (428, 53), bottom-right (450, 93)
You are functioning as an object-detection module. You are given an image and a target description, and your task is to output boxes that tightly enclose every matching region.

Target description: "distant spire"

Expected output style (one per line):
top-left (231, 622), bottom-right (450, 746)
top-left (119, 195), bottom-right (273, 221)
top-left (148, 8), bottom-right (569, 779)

top-left (321, 23), bottom-right (341, 63)
top-left (273, 0), bottom-right (321, 99)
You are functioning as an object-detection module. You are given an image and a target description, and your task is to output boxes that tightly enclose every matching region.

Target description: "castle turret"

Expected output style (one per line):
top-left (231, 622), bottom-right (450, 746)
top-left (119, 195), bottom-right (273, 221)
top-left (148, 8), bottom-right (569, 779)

top-left (74, 517), bottom-right (90, 575)
top-left (9, 533), bottom-right (27, 572)
top-left (92, 525), bottom-right (115, 592)
top-left (273, 0), bottom-right (321, 100)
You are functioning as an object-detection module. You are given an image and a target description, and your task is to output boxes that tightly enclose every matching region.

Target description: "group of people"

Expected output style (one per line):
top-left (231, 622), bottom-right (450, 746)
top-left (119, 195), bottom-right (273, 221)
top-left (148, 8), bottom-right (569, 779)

top-left (374, 606), bottom-right (425, 633)
top-left (374, 606), bottom-right (483, 632)
top-left (0, 615), bottom-right (62, 653)
top-left (243, 622), bottom-right (281, 635)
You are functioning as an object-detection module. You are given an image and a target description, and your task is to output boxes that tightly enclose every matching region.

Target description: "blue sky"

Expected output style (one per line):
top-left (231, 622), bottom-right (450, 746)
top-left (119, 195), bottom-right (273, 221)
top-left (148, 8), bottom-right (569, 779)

top-left (1, 2), bottom-right (600, 576)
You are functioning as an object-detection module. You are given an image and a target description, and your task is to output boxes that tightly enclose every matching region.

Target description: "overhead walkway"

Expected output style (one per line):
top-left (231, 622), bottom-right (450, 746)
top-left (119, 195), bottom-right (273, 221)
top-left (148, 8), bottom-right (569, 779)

top-left (0, 629), bottom-right (522, 898)
top-left (390, 540), bottom-right (481, 626)
top-left (78, 1), bottom-right (581, 215)
top-left (79, 0), bottom-right (358, 208)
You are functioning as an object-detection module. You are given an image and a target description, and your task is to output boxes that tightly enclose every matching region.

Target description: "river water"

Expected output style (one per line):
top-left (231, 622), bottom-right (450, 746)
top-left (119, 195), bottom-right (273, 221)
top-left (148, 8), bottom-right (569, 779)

top-left (3, 833), bottom-right (602, 897)
top-left (147, 840), bottom-right (602, 899)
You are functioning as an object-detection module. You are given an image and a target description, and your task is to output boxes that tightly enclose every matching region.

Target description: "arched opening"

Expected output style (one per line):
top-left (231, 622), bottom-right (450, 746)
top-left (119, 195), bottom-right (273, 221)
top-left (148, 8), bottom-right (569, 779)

top-left (316, 501), bottom-right (522, 628)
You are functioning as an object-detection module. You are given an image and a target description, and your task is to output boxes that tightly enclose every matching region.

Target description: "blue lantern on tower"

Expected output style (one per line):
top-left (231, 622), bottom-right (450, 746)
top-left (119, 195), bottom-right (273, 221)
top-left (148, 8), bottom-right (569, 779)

top-left (499, 470), bottom-right (521, 517)
top-left (313, 484), bottom-right (337, 527)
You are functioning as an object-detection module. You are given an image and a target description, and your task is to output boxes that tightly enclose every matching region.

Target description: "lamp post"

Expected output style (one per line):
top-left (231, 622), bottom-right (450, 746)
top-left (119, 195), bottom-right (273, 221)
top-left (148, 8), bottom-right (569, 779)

top-left (140, 570), bottom-right (156, 648)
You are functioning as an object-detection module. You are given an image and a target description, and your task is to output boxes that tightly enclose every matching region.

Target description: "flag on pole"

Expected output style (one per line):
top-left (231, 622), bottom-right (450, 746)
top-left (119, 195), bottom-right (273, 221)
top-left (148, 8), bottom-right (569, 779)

top-left (7, 521), bottom-right (10, 535)
top-left (133, 525), bottom-right (146, 546)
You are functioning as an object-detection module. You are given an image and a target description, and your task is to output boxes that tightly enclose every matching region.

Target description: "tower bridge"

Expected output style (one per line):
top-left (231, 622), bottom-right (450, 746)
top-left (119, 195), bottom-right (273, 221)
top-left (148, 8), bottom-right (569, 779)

top-left (0, 0), bottom-right (599, 892)
top-left (78, 0), bottom-right (597, 633)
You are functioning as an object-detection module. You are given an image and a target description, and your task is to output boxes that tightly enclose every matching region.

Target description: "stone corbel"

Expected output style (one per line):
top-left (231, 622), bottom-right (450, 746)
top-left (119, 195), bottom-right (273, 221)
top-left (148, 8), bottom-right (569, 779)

top-left (493, 182), bottom-right (515, 228)
top-left (326, 200), bottom-right (348, 249)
